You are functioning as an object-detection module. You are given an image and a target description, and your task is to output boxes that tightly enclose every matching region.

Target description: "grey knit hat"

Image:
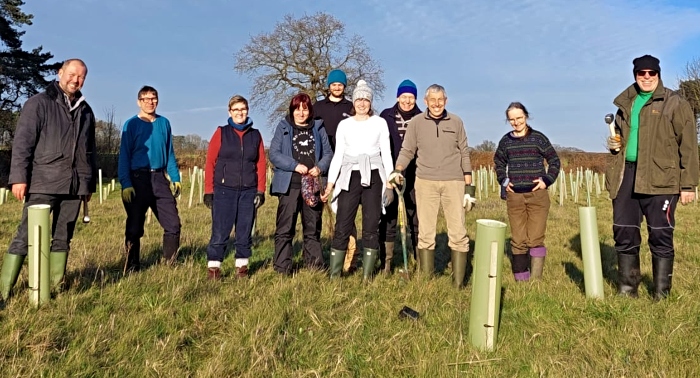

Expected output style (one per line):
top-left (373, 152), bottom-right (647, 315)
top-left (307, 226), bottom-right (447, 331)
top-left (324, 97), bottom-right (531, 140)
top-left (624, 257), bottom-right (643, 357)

top-left (352, 80), bottom-right (373, 103)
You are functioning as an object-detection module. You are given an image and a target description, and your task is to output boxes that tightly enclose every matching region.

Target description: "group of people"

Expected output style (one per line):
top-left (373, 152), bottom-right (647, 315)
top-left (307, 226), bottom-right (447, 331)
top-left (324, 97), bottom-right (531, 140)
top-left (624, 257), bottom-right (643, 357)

top-left (1, 54), bottom-right (697, 304)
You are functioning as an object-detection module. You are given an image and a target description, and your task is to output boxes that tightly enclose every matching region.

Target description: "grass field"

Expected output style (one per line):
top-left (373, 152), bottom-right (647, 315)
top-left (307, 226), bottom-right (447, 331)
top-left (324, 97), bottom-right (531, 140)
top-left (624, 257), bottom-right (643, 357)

top-left (1, 180), bottom-right (699, 377)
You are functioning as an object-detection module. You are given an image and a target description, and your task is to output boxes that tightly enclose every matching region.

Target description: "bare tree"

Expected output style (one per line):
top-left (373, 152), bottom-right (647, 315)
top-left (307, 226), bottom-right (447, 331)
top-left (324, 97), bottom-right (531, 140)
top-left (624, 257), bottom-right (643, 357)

top-left (677, 57), bottom-right (700, 138)
top-left (234, 12), bottom-right (384, 125)
top-left (95, 106), bottom-right (121, 154)
top-left (474, 140), bottom-right (497, 152)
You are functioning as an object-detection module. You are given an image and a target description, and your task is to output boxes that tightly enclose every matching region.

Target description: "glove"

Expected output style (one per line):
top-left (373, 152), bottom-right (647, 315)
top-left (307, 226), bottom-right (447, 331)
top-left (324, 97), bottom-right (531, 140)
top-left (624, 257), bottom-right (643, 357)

top-left (171, 182), bottom-right (181, 198)
top-left (388, 169), bottom-right (404, 187)
top-left (254, 192), bottom-right (265, 209)
top-left (122, 187), bottom-right (135, 203)
top-left (383, 188), bottom-right (394, 206)
top-left (607, 135), bottom-right (622, 151)
top-left (463, 185), bottom-right (476, 211)
top-left (203, 193), bottom-right (213, 209)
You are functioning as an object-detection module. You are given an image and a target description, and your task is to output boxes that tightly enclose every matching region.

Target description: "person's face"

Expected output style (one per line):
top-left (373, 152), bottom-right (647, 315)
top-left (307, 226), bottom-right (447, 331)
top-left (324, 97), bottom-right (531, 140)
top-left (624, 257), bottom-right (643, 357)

top-left (137, 91), bottom-right (158, 115)
top-left (397, 93), bottom-right (416, 112)
top-left (228, 102), bottom-right (248, 124)
top-left (354, 98), bottom-right (371, 116)
top-left (329, 83), bottom-right (345, 98)
top-left (57, 62), bottom-right (87, 97)
top-left (507, 108), bottom-right (528, 133)
top-left (635, 70), bottom-right (659, 92)
top-left (424, 91), bottom-right (447, 118)
top-left (293, 104), bottom-right (310, 125)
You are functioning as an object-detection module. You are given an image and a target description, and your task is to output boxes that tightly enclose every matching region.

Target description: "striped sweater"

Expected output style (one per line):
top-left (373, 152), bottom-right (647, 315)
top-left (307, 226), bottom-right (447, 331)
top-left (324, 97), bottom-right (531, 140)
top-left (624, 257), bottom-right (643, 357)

top-left (494, 128), bottom-right (560, 193)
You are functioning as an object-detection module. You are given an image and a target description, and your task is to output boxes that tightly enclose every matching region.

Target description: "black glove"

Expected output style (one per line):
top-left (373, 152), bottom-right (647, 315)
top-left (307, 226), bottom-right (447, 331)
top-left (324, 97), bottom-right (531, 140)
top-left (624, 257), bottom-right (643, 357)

top-left (254, 192), bottom-right (265, 209)
top-left (204, 193), bottom-right (213, 209)
top-left (384, 188), bottom-right (394, 206)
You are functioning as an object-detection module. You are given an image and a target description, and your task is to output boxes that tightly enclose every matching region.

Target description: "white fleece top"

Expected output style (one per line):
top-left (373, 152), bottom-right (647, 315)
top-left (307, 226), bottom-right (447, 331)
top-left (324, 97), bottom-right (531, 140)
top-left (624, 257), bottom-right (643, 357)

top-left (327, 115), bottom-right (394, 184)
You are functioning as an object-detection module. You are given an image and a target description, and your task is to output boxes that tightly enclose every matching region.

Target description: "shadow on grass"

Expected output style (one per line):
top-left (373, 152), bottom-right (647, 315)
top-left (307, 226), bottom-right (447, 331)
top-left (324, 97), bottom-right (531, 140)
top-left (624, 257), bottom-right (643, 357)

top-left (565, 233), bottom-right (618, 294)
top-left (66, 241), bottom-right (210, 293)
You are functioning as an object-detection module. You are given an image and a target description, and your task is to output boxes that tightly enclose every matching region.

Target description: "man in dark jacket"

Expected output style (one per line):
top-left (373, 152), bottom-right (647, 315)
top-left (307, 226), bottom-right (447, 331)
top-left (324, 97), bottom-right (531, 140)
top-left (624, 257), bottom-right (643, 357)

top-left (314, 69), bottom-right (359, 273)
top-left (1, 59), bottom-right (97, 300)
top-left (606, 54), bottom-right (699, 300)
top-left (378, 79), bottom-right (422, 274)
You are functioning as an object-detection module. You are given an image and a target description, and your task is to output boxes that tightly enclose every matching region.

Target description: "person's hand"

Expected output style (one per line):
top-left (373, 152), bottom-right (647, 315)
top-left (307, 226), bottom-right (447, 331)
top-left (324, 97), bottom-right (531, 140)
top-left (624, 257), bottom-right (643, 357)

top-left (463, 185), bottom-right (476, 211)
top-left (607, 135), bottom-right (622, 151)
top-left (388, 169), bottom-right (403, 188)
top-left (294, 164), bottom-right (309, 174)
top-left (680, 191), bottom-right (695, 205)
top-left (308, 166), bottom-right (321, 177)
top-left (171, 182), bottom-right (181, 198)
top-left (384, 188), bottom-right (394, 206)
top-left (11, 183), bottom-right (27, 201)
top-left (505, 181), bottom-right (515, 193)
top-left (203, 193), bottom-right (213, 209)
top-left (531, 178), bottom-right (546, 191)
top-left (320, 184), bottom-right (334, 203)
top-left (253, 192), bottom-right (265, 209)
top-left (122, 187), bottom-right (135, 203)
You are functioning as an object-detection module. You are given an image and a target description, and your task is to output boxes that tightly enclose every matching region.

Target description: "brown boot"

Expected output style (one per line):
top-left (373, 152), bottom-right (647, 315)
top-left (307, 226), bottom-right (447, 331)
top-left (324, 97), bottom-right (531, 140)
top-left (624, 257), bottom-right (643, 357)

top-left (382, 242), bottom-right (395, 274)
top-left (207, 267), bottom-right (221, 280)
top-left (343, 234), bottom-right (358, 273)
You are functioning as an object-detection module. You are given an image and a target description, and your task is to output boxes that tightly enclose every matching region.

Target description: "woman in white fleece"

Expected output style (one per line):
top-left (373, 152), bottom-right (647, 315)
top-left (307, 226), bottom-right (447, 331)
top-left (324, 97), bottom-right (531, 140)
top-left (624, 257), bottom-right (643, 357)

top-left (321, 80), bottom-right (395, 280)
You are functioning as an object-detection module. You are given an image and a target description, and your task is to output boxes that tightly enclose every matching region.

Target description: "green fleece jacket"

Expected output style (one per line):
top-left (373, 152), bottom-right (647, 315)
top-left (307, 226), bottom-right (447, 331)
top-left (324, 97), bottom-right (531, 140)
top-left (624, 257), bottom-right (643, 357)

top-left (396, 111), bottom-right (471, 181)
top-left (606, 79), bottom-right (699, 199)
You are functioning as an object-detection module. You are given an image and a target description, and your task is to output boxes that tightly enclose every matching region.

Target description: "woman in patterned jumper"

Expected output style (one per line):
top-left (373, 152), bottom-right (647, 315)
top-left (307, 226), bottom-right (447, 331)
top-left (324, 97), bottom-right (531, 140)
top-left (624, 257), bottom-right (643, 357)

top-left (321, 80), bottom-right (395, 280)
top-left (494, 102), bottom-right (560, 281)
top-left (269, 93), bottom-right (333, 275)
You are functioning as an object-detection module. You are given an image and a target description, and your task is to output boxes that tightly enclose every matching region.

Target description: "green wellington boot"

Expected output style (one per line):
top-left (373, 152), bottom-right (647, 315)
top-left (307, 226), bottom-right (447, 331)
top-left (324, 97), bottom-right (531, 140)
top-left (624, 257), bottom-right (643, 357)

top-left (451, 249), bottom-right (468, 288)
top-left (1, 253), bottom-right (26, 300)
top-left (49, 251), bottom-right (68, 291)
top-left (417, 249), bottom-right (435, 276)
top-left (329, 248), bottom-right (346, 279)
top-left (362, 247), bottom-right (379, 280)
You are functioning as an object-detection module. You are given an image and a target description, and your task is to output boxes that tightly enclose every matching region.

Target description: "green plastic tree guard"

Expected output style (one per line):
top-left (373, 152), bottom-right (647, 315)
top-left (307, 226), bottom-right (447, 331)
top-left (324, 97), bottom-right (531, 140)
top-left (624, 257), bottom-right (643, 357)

top-left (28, 204), bottom-right (51, 307)
top-left (579, 207), bottom-right (604, 299)
top-left (469, 219), bottom-right (507, 352)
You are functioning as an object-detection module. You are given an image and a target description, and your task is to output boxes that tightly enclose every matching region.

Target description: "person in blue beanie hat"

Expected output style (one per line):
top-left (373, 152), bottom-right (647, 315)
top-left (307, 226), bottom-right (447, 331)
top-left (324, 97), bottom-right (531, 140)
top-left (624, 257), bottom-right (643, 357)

top-left (378, 79), bottom-right (421, 274)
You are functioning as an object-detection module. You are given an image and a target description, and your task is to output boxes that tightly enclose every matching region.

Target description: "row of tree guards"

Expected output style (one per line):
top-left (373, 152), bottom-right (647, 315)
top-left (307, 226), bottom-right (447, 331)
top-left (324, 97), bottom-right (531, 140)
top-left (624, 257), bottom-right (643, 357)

top-left (472, 166), bottom-right (700, 206)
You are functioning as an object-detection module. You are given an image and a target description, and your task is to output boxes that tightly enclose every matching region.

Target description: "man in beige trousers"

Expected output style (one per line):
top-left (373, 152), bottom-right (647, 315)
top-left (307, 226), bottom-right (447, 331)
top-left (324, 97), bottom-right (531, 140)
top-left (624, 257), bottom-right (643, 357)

top-left (389, 84), bottom-right (475, 288)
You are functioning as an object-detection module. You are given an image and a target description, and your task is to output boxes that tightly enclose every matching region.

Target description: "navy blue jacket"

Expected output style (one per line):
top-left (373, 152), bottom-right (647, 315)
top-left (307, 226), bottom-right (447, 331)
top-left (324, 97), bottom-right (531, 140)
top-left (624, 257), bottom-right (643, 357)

top-left (269, 118), bottom-right (333, 195)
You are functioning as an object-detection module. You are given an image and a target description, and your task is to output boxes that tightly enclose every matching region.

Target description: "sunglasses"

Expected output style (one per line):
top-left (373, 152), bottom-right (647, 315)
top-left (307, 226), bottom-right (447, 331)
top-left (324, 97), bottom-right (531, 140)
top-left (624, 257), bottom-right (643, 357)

top-left (636, 70), bottom-right (658, 77)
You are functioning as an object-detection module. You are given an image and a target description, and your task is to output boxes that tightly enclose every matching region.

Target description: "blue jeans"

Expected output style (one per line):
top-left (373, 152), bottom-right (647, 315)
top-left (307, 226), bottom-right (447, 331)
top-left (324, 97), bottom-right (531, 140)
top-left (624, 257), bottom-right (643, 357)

top-left (206, 186), bottom-right (256, 262)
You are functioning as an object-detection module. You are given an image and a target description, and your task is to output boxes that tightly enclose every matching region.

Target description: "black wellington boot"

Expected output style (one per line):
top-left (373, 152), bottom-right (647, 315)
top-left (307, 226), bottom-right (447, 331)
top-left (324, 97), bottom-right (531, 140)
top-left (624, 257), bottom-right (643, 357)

top-left (617, 253), bottom-right (641, 297)
top-left (124, 240), bottom-right (141, 273)
top-left (652, 256), bottom-right (673, 300)
top-left (163, 234), bottom-right (180, 265)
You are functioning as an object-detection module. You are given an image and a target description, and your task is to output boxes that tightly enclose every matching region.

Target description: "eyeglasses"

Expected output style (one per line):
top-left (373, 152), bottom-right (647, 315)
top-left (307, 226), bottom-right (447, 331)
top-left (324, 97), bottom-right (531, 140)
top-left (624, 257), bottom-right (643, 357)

top-left (139, 97), bottom-right (158, 103)
top-left (636, 70), bottom-right (658, 77)
top-left (230, 108), bottom-right (248, 113)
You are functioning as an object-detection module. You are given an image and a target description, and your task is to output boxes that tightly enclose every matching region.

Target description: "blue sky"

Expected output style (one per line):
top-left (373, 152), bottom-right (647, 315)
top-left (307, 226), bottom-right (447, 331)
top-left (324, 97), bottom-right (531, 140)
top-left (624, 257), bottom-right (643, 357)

top-left (21, 0), bottom-right (700, 152)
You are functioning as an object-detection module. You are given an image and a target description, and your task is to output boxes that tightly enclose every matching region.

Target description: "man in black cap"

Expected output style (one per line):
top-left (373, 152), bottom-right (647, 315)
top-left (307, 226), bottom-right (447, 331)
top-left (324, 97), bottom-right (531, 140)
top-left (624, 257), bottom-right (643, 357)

top-left (606, 54), bottom-right (698, 300)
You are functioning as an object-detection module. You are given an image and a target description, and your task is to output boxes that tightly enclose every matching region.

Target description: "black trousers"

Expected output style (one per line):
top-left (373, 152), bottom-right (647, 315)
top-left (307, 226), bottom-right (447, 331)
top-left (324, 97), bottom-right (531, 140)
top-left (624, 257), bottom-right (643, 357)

top-left (123, 170), bottom-right (181, 244)
top-left (8, 193), bottom-right (81, 255)
top-left (273, 187), bottom-right (324, 273)
top-left (332, 170), bottom-right (383, 251)
top-left (612, 162), bottom-right (678, 259)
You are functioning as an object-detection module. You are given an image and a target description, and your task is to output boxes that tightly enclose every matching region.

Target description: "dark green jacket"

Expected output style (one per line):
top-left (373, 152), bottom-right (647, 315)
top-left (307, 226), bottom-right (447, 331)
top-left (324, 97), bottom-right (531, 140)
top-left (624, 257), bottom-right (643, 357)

top-left (605, 79), bottom-right (699, 199)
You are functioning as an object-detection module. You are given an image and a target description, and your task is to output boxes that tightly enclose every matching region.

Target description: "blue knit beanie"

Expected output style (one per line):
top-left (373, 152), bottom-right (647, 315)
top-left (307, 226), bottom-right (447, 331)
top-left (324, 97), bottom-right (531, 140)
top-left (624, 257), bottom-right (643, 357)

top-left (327, 69), bottom-right (347, 87)
top-left (397, 79), bottom-right (417, 98)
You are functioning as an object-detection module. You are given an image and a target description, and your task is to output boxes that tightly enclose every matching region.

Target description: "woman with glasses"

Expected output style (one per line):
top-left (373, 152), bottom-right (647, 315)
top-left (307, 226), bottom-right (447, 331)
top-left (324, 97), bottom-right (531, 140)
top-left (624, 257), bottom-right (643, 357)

top-left (203, 95), bottom-right (267, 280)
top-left (269, 93), bottom-right (333, 275)
top-left (321, 80), bottom-right (395, 280)
top-left (494, 102), bottom-right (560, 282)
